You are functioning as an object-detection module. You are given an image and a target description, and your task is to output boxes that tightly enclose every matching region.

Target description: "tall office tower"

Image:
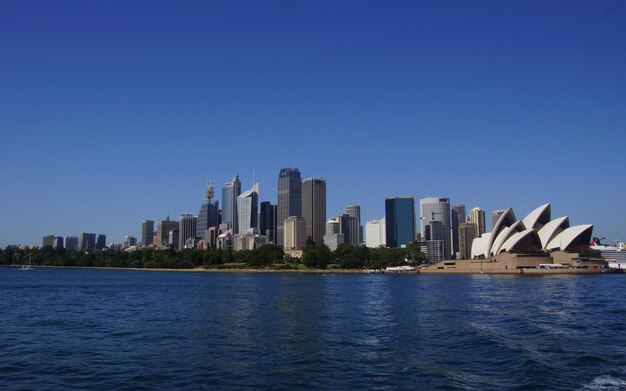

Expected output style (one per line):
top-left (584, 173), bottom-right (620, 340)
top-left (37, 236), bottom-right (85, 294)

top-left (79, 233), bottom-right (96, 251)
top-left (259, 201), bottom-right (277, 243)
top-left (458, 222), bottom-right (478, 260)
top-left (156, 217), bottom-right (179, 248)
top-left (65, 236), bottom-right (78, 251)
top-left (491, 209), bottom-right (506, 230)
top-left (53, 236), bottom-right (64, 249)
top-left (221, 174), bottom-right (241, 233)
top-left (345, 205), bottom-right (362, 244)
top-left (124, 235), bottom-right (137, 248)
top-left (451, 204), bottom-right (466, 258)
top-left (277, 168), bottom-right (302, 247)
top-left (168, 230), bottom-right (179, 250)
top-left (141, 220), bottom-right (154, 246)
top-left (365, 218), bottom-right (386, 248)
top-left (302, 178), bottom-right (327, 244)
top-left (385, 196), bottom-right (416, 248)
top-left (237, 183), bottom-right (259, 234)
top-left (425, 221), bottom-right (449, 257)
top-left (96, 234), bottom-right (106, 250)
top-left (470, 207), bottom-right (486, 236)
top-left (419, 197), bottom-right (451, 259)
top-left (338, 213), bottom-right (359, 246)
top-left (197, 184), bottom-right (220, 241)
top-left (326, 217), bottom-right (340, 235)
top-left (178, 214), bottom-right (198, 250)
top-left (283, 216), bottom-right (306, 250)
top-left (42, 235), bottom-right (55, 247)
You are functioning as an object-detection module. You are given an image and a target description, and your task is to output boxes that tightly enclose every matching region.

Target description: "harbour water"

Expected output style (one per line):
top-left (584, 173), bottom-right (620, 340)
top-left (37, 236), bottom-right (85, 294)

top-left (0, 268), bottom-right (625, 390)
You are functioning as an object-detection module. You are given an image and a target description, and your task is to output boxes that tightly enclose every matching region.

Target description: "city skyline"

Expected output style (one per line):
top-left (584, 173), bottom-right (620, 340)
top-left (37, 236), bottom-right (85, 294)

top-left (1, 1), bottom-right (625, 247)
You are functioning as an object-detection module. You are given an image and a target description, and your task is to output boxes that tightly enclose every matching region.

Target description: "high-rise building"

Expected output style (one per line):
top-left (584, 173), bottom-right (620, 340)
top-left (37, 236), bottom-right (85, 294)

top-left (277, 168), bottom-right (302, 247)
top-left (458, 222), bottom-right (478, 260)
top-left (283, 216), bottom-right (306, 251)
top-left (197, 184), bottom-right (219, 241)
top-left (365, 218), bottom-right (386, 248)
top-left (385, 196), bottom-right (416, 248)
top-left (302, 178), bottom-right (326, 244)
top-left (179, 214), bottom-right (197, 250)
top-left (339, 213), bottom-right (359, 246)
top-left (142, 220), bottom-right (154, 246)
top-left (221, 174), bottom-right (241, 233)
top-left (237, 183), bottom-right (259, 234)
top-left (451, 204), bottom-right (466, 258)
top-left (420, 197), bottom-right (451, 259)
top-left (168, 230), bottom-right (179, 250)
top-left (345, 205), bottom-right (362, 244)
top-left (42, 235), bottom-right (55, 247)
top-left (259, 201), bottom-right (277, 243)
top-left (470, 207), bottom-right (486, 236)
top-left (53, 236), bottom-right (64, 249)
top-left (96, 234), bottom-right (106, 250)
top-left (419, 240), bottom-right (444, 263)
top-left (124, 235), bottom-right (137, 248)
top-left (425, 221), bottom-right (449, 258)
top-left (65, 236), bottom-right (78, 251)
top-left (156, 217), bottom-right (179, 248)
top-left (79, 233), bottom-right (96, 251)
top-left (492, 209), bottom-right (506, 231)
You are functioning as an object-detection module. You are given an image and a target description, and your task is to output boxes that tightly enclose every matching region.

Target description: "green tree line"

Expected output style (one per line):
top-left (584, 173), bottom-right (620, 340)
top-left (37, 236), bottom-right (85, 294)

top-left (0, 241), bottom-right (427, 270)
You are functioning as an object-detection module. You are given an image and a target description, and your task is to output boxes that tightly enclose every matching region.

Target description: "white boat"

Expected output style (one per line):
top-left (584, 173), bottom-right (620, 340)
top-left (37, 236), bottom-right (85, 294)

top-left (20, 254), bottom-right (33, 270)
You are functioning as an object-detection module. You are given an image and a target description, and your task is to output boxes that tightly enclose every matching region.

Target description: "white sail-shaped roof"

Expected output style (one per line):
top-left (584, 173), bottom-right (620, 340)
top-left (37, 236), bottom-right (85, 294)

top-left (471, 237), bottom-right (489, 259)
top-left (521, 203), bottom-right (551, 231)
top-left (486, 208), bottom-right (516, 258)
top-left (559, 225), bottom-right (593, 251)
top-left (537, 216), bottom-right (569, 249)
top-left (501, 229), bottom-right (542, 253)
top-left (490, 220), bottom-right (525, 256)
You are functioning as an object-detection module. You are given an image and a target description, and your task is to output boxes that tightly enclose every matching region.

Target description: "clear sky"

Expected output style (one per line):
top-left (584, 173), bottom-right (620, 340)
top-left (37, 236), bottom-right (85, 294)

top-left (1, 0), bottom-right (625, 247)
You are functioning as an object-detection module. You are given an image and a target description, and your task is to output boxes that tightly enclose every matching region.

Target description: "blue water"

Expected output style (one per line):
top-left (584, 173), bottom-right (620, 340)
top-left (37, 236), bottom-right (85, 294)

top-left (0, 268), bottom-right (625, 390)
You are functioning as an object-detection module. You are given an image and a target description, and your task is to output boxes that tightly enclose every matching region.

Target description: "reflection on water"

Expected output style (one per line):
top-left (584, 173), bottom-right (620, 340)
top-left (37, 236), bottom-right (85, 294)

top-left (0, 268), bottom-right (625, 390)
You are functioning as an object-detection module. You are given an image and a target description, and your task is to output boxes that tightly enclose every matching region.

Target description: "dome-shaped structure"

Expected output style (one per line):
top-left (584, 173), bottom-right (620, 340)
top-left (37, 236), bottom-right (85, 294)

top-left (521, 203), bottom-right (551, 231)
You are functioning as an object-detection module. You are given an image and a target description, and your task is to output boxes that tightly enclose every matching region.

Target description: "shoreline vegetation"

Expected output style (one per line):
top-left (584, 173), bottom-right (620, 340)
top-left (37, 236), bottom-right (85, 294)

top-left (0, 242), bottom-right (427, 273)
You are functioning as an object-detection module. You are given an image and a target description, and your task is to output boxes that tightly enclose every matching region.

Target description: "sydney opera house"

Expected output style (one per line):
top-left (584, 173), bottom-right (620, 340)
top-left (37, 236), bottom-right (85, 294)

top-left (422, 203), bottom-right (606, 274)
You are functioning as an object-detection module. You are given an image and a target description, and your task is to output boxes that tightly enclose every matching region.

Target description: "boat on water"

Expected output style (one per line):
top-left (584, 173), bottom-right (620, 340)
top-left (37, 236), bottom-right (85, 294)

top-left (590, 237), bottom-right (626, 269)
top-left (20, 253), bottom-right (34, 271)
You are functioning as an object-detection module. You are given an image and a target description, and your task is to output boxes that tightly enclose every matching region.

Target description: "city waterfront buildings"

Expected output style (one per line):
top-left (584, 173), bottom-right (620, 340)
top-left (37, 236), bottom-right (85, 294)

top-left (277, 168), bottom-right (302, 247)
top-left (451, 204), bottom-right (466, 258)
top-left (259, 201), bottom-right (277, 243)
top-left (237, 183), bottom-right (259, 234)
top-left (458, 222), bottom-right (477, 260)
top-left (96, 234), bottom-right (106, 250)
top-left (420, 197), bottom-right (451, 259)
top-left (283, 216), bottom-right (306, 251)
top-left (156, 217), bottom-right (179, 248)
top-left (221, 174), bottom-right (241, 234)
top-left (470, 207), bottom-right (486, 236)
top-left (79, 233), bottom-right (96, 251)
top-left (302, 178), bottom-right (326, 245)
top-left (42, 235), bottom-right (55, 247)
top-left (65, 236), bottom-right (78, 251)
top-left (345, 205), bottom-right (362, 245)
top-left (178, 214), bottom-right (197, 250)
top-left (141, 220), bottom-right (154, 246)
top-left (385, 196), bottom-right (416, 248)
top-left (53, 236), bottom-right (64, 249)
top-left (365, 218), bottom-right (386, 248)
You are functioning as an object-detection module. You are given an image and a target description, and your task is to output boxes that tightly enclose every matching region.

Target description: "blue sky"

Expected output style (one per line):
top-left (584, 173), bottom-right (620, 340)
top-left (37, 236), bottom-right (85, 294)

top-left (1, 1), bottom-right (625, 247)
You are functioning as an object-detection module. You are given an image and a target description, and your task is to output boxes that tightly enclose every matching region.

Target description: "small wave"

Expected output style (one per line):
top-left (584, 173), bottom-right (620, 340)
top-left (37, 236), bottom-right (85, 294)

top-left (580, 375), bottom-right (626, 390)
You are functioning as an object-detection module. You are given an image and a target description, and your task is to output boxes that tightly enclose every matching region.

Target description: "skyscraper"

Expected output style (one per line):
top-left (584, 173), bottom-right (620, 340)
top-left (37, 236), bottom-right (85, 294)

top-left (142, 220), bottom-right (154, 246)
top-left (385, 196), bottom-right (416, 248)
top-left (420, 197), bottom-right (451, 259)
top-left (42, 235), bottom-right (55, 247)
top-left (451, 204), bottom-right (466, 258)
top-left (338, 213), bottom-right (359, 246)
top-left (65, 236), bottom-right (78, 251)
top-left (259, 201), bottom-right (277, 243)
top-left (96, 234), bottom-right (106, 250)
top-left (156, 217), bottom-right (179, 248)
top-left (458, 222), bottom-right (478, 260)
top-left (302, 178), bottom-right (326, 244)
top-left (277, 168), bottom-right (302, 247)
top-left (470, 207), bottom-right (486, 236)
top-left (197, 184), bottom-right (219, 241)
top-left (283, 216), bottom-right (306, 251)
top-left (221, 174), bottom-right (241, 233)
top-left (237, 183), bottom-right (259, 234)
top-left (345, 205), bottom-right (362, 244)
top-left (492, 209), bottom-right (506, 230)
top-left (365, 218), bottom-right (386, 248)
top-left (179, 214), bottom-right (197, 250)
top-left (79, 233), bottom-right (96, 251)
top-left (53, 236), bottom-right (64, 249)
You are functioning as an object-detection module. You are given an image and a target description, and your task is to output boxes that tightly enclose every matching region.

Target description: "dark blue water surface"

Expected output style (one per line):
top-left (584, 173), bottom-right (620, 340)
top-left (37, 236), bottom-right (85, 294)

top-left (1, 268), bottom-right (625, 390)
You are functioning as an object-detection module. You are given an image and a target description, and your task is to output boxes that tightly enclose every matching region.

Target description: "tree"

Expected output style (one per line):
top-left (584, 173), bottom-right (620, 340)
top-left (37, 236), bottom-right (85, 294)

top-left (406, 240), bottom-right (427, 264)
